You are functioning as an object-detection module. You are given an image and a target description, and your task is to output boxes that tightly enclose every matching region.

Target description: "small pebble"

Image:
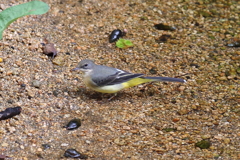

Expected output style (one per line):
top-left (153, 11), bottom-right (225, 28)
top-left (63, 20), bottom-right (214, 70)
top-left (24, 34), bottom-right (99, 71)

top-left (0, 154), bottom-right (10, 159)
top-left (172, 118), bottom-right (180, 122)
top-left (154, 23), bottom-right (176, 31)
top-left (218, 76), bottom-right (227, 81)
top-left (201, 135), bottom-right (211, 139)
top-left (178, 86), bottom-right (185, 91)
top-left (20, 145), bottom-right (25, 149)
top-left (149, 67), bottom-right (158, 74)
top-left (64, 149), bottom-right (88, 159)
top-left (0, 4), bottom-right (7, 10)
top-left (42, 144), bottom-right (51, 150)
top-left (42, 43), bottom-right (57, 58)
top-left (27, 90), bottom-right (35, 98)
top-left (156, 34), bottom-right (172, 43)
top-left (64, 118), bottom-right (81, 130)
top-left (223, 138), bottom-right (230, 144)
top-left (1, 142), bottom-right (8, 147)
top-left (195, 139), bottom-right (211, 149)
top-left (61, 143), bottom-right (69, 147)
top-left (114, 137), bottom-right (126, 146)
top-left (32, 80), bottom-right (41, 88)
top-left (0, 107), bottom-right (22, 121)
top-left (52, 56), bottom-right (65, 66)
top-left (226, 39), bottom-right (240, 47)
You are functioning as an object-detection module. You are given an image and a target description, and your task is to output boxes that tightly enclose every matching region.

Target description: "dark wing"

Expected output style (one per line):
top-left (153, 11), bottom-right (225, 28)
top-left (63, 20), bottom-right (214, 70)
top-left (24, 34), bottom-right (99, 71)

top-left (92, 71), bottom-right (121, 86)
top-left (108, 72), bottom-right (144, 85)
top-left (93, 71), bottom-right (144, 87)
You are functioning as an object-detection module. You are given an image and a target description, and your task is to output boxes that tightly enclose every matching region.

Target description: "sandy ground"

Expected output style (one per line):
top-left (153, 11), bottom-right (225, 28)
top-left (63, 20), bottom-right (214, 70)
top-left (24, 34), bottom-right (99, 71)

top-left (0, 0), bottom-right (239, 159)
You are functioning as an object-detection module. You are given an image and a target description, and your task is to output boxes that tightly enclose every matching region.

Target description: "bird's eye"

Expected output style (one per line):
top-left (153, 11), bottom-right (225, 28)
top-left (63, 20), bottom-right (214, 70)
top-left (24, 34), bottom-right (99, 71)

top-left (84, 64), bottom-right (88, 67)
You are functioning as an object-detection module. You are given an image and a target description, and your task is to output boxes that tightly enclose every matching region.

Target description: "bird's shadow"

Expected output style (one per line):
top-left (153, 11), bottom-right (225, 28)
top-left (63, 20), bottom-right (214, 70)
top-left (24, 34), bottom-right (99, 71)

top-left (68, 88), bottom-right (122, 101)
top-left (68, 83), bottom-right (165, 102)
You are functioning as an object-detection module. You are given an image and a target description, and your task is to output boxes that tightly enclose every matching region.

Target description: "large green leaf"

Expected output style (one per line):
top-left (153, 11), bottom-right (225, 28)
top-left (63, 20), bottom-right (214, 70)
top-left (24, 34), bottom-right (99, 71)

top-left (0, 1), bottom-right (49, 39)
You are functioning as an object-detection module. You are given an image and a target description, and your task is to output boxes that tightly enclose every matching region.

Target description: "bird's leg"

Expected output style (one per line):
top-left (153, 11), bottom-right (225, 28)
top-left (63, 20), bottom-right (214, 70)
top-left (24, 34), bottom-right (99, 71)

top-left (108, 93), bottom-right (117, 101)
top-left (96, 93), bottom-right (117, 104)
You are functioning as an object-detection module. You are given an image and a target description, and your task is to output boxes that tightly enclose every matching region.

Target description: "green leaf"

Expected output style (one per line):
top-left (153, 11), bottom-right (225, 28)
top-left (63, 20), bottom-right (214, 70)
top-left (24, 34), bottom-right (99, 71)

top-left (124, 39), bottom-right (133, 46)
top-left (0, 1), bottom-right (49, 40)
top-left (116, 38), bottom-right (133, 49)
top-left (116, 39), bottom-right (125, 48)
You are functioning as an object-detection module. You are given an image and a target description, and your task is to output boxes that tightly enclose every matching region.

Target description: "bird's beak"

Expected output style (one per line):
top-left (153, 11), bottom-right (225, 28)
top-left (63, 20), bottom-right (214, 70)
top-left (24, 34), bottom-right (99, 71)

top-left (71, 67), bottom-right (80, 71)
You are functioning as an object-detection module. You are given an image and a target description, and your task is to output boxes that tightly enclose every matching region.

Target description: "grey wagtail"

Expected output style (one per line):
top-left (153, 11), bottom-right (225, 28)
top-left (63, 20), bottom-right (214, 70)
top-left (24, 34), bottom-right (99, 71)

top-left (72, 59), bottom-right (186, 94)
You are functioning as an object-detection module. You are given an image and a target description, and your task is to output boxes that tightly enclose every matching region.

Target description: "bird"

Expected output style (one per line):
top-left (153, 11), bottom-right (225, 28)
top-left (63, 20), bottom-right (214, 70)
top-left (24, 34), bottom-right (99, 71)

top-left (72, 59), bottom-right (186, 94)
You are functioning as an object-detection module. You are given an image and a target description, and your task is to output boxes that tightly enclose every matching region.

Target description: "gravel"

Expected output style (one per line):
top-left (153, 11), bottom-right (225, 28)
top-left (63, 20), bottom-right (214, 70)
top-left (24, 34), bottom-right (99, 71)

top-left (0, 0), bottom-right (239, 159)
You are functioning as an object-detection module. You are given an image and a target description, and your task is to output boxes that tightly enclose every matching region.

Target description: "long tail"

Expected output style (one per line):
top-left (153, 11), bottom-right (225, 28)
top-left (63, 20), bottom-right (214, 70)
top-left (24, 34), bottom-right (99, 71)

top-left (144, 76), bottom-right (186, 83)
